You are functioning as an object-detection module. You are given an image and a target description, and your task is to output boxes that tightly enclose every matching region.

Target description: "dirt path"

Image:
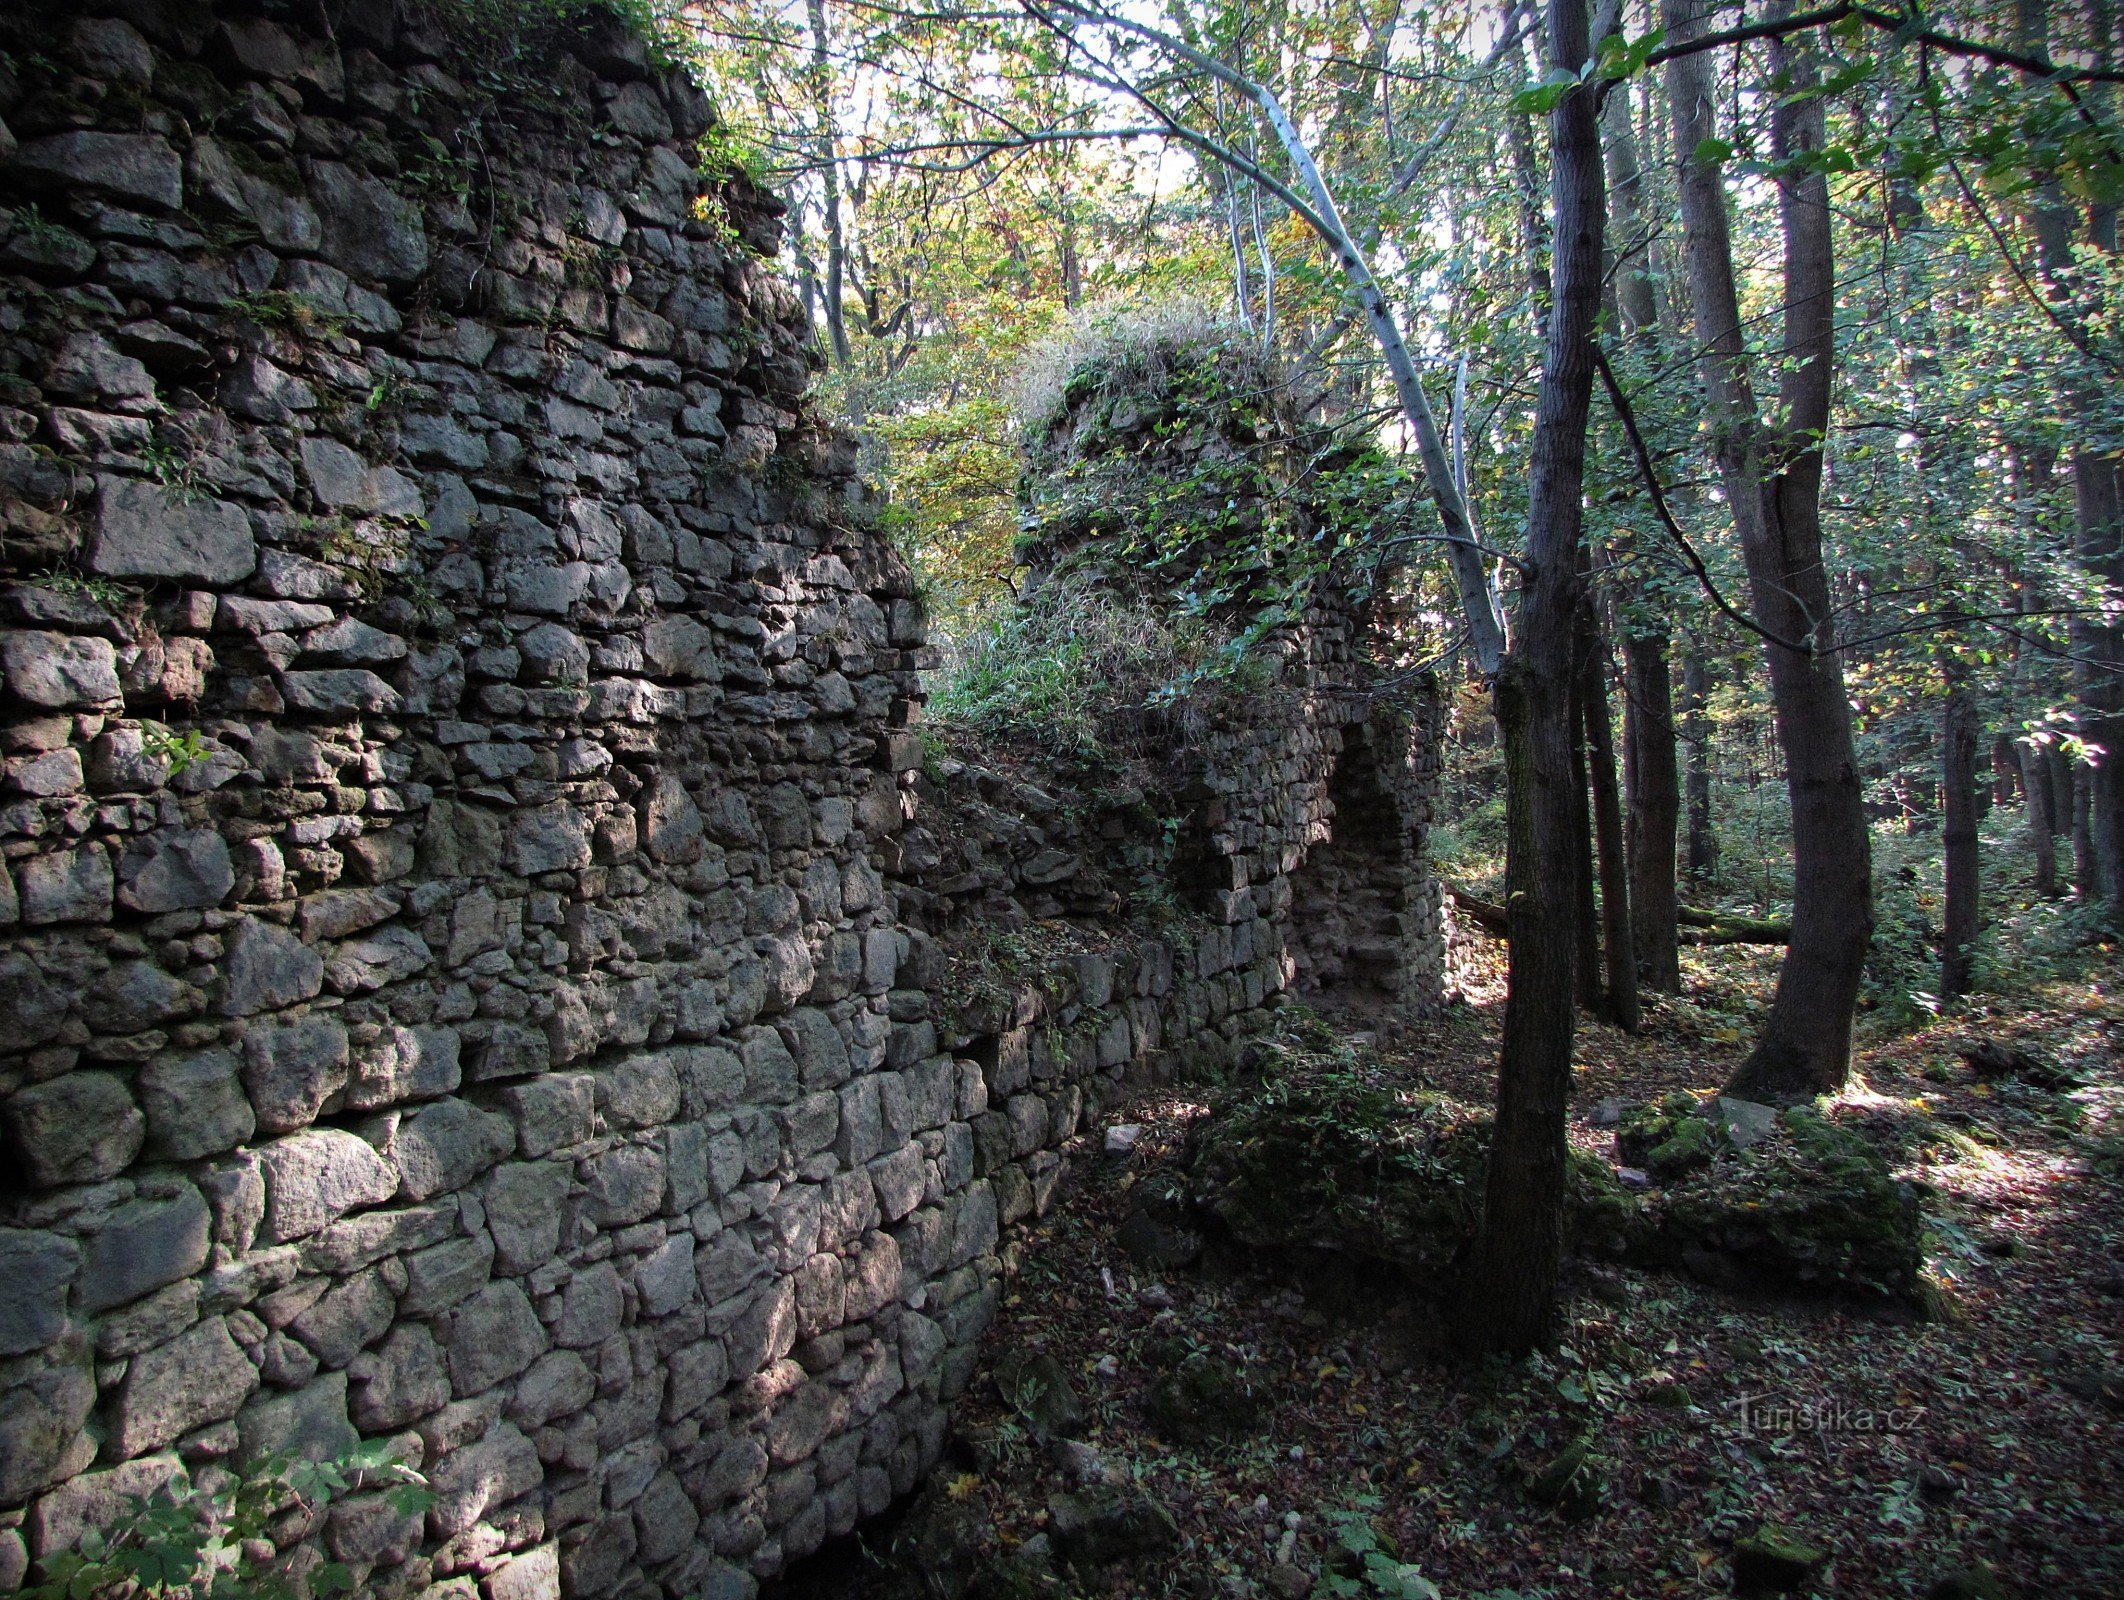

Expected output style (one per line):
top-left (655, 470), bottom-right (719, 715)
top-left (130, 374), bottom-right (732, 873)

top-left (776, 952), bottom-right (2124, 1599)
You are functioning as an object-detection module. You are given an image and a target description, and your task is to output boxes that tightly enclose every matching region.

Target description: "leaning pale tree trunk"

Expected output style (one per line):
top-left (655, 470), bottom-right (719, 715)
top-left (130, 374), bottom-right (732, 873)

top-left (1461, 0), bottom-right (1607, 1355)
top-left (1665, 0), bottom-right (1873, 1100)
top-left (1041, 0), bottom-right (1509, 675)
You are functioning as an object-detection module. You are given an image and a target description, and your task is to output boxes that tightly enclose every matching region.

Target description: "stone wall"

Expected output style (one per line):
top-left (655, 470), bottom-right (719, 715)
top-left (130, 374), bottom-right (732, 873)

top-left (0, 3), bottom-right (964, 1596)
top-left (895, 610), bottom-right (1448, 1250)
top-left (0, 4), bottom-right (1449, 1597)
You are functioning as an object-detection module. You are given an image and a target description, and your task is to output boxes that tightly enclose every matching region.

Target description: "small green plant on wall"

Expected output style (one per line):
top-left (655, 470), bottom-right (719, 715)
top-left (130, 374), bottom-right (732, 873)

top-left (20, 1442), bottom-right (430, 1600)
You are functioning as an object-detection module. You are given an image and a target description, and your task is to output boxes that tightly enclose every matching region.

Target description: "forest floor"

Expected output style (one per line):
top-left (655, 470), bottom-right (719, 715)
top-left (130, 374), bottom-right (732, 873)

top-left (776, 938), bottom-right (2124, 1600)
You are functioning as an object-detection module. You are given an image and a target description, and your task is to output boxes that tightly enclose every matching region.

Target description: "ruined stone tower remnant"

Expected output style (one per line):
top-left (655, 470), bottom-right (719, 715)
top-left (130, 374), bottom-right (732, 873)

top-left (0, 4), bottom-right (966, 1594)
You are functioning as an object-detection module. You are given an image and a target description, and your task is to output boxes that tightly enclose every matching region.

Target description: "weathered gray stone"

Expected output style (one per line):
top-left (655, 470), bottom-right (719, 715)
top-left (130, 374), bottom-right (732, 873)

top-left (111, 1316), bottom-right (257, 1455)
top-left (309, 160), bottom-right (429, 285)
top-left (116, 828), bottom-right (235, 914)
top-left (323, 924), bottom-right (432, 991)
top-left (399, 1233), bottom-right (494, 1316)
top-left (3, 631), bottom-right (119, 709)
top-left (88, 959), bottom-right (200, 1034)
top-left (139, 1047), bottom-right (255, 1159)
top-left (509, 801), bottom-right (590, 875)
top-left (298, 436), bottom-right (425, 517)
top-left (218, 917), bottom-right (325, 1015)
top-left (282, 668), bottom-right (402, 715)
top-left (344, 1024), bottom-right (461, 1111)
top-left (509, 1348), bottom-right (594, 1430)
top-left (636, 1232), bottom-right (697, 1318)
top-left (485, 1161), bottom-right (570, 1273)
top-left (554, 1260), bottom-right (623, 1348)
top-left (288, 1267), bottom-right (397, 1367)
top-left (242, 1012), bottom-right (351, 1133)
top-left (348, 1321), bottom-right (450, 1430)
top-left (0, 1357), bottom-right (95, 1505)
top-left (594, 1056), bottom-right (681, 1130)
top-left (18, 844), bottom-right (115, 924)
top-left (89, 477), bottom-right (255, 585)
top-left (0, 1230), bottom-right (78, 1355)
top-left (0, 954), bottom-right (66, 1048)
top-left (257, 1128), bottom-right (399, 1243)
top-left (77, 1187), bottom-right (212, 1313)
top-left (12, 132), bottom-right (181, 208)
top-left (237, 1369), bottom-right (358, 1461)
top-left (498, 1074), bottom-right (593, 1158)
top-left (379, 1096), bottom-right (516, 1200)
top-left (442, 1280), bottom-right (546, 1395)
top-left (640, 774), bottom-right (704, 863)
top-left (427, 1420), bottom-right (541, 1537)
top-left (583, 1144), bottom-right (664, 1226)
top-left (4, 1071), bottom-right (143, 1186)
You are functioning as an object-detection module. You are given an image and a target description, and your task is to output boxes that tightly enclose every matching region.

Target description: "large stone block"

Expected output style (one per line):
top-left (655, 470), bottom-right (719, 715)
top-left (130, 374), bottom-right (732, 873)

top-left (0, 1230), bottom-right (78, 1356)
top-left (242, 1013), bottom-right (351, 1132)
top-left (77, 1187), bottom-right (211, 1313)
top-left (4, 1071), bottom-right (143, 1186)
top-left (377, 1096), bottom-right (515, 1200)
top-left (256, 1128), bottom-right (398, 1243)
top-left (3, 631), bottom-right (119, 709)
top-left (88, 475), bottom-right (256, 587)
top-left (443, 1281), bottom-right (547, 1396)
top-left (139, 1047), bottom-right (255, 1159)
top-left (217, 918), bottom-right (324, 1016)
top-left (111, 1316), bottom-right (257, 1455)
top-left (12, 132), bottom-right (182, 208)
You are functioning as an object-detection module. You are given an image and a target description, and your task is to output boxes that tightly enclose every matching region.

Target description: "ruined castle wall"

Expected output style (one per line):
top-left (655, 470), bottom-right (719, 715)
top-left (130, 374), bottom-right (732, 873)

top-left (895, 612), bottom-right (1448, 1239)
top-left (0, 4), bottom-right (984, 1596)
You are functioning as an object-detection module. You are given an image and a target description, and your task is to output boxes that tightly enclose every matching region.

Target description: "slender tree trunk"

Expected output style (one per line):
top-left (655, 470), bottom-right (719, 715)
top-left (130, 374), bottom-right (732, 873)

top-left (1683, 646), bottom-right (1718, 880)
top-left (2073, 762), bottom-right (2097, 893)
top-left (1624, 632), bottom-right (1682, 992)
top-left (2018, 0), bottom-right (2124, 905)
top-left (1992, 734), bottom-right (2018, 808)
top-left (1570, 676), bottom-right (1603, 1006)
top-left (2046, 744), bottom-right (2072, 837)
top-left (805, 0), bottom-right (851, 367)
top-left (2023, 739), bottom-right (2059, 897)
top-left (1666, 0), bottom-right (1873, 1100)
top-left (1582, 611), bottom-right (1640, 1028)
top-left (1605, 78), bottom-right (1681, 993)
top-left (1942, 687), bottom-right (1981, 996)
top-left (1463, 0), bottom-right (1605, 1356)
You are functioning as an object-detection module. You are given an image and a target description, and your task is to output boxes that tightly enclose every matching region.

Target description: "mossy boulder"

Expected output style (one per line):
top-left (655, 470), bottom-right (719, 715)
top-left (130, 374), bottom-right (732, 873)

top-left (1185, 1078), bottom-right (1648, 1280)
top-left (1732, 1524), bottom-right (1828, 1595)
top-left (1654, 1107), bottom-right (1921, 1302)
top-left (1144, 1350), bottom-right (1261, 1445)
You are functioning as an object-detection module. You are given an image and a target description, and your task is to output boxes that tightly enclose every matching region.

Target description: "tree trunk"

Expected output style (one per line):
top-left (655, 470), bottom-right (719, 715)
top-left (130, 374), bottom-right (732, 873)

top-left (1624, 629), bottom-right (1682, 992)
top-left (1462, 0), bottom-right (1605, 1356)
top-left (1582, 612), bottom-right (1640, 1028)
top-left (805, 0), bottom-right (851, 367)
top-left (1942, 686), bottom-right (1981, 997)
top-left (2019, 0), bottom-right (2124, 905)
top-left (2073, 761), bottom-right (2097, 894)
top-left (2023, 739), bottom-right (2059, 897)
top-left (1992, 734), bottom-right (2019, 808)
top-left (1683, 646), bottom-right (1718, 880)
top-left (1570, 673), bottom-right (1603, 1007)
top-left (1666, 0), bottom-right (1873, 1101)
top-left (1604, 78), bottom-right (1681, 994)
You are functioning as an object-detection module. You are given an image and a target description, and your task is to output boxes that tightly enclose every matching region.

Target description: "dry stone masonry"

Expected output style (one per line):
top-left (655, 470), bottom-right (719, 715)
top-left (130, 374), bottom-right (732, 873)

top-left (0, 4), bottom-right (1448, 1597)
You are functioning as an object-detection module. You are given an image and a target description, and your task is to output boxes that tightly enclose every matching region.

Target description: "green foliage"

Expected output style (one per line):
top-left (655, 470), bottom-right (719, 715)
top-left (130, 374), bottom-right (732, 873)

top-left (931, 581), bottom-right (1268, 762)
top-left (1319, 1499), bottom-right (1440, 1600)
top-left (142, 725), bottom-right (210, 778)
top-left (19, 1443), bottom-right (430, 1600)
